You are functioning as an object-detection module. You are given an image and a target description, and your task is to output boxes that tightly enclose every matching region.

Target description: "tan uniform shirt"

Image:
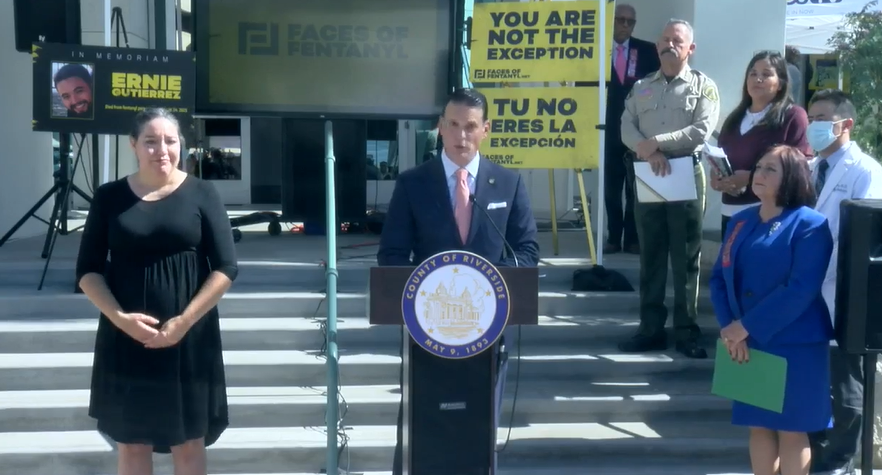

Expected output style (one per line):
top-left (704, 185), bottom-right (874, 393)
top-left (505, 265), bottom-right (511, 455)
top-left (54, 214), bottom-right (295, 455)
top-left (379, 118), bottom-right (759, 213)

top-left (620, 65), bottom-right (721, 157)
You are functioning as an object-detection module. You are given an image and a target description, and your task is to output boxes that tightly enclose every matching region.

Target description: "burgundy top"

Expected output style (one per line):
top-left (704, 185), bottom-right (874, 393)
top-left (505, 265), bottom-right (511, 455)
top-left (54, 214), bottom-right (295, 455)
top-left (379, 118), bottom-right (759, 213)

top-left (716, 105), bottom-right (811, 205)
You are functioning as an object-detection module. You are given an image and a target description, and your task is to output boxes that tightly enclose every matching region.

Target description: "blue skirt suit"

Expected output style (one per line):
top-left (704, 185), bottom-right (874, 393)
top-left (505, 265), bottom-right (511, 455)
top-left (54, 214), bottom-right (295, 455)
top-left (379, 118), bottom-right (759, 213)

top-left (709, 206), bottom-right (834, 432)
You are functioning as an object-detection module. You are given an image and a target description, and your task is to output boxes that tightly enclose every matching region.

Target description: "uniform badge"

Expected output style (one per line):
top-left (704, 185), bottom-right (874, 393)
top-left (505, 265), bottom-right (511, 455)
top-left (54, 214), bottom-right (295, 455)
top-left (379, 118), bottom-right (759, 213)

top-left (401, 250), bottom-right (511, 359)
top-left (703, 84), bottom-right (720, 103)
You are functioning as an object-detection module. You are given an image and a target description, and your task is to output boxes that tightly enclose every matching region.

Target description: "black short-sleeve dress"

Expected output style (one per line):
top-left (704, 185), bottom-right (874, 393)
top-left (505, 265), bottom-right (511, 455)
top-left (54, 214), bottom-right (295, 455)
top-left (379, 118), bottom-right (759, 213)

top-left (75, 175), bottom-right (238, 453)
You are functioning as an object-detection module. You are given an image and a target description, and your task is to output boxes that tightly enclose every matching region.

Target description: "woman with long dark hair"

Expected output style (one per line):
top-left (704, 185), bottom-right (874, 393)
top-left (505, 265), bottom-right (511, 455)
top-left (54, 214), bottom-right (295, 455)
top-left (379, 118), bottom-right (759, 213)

top-left (713, 50), bottom-right (812, 236)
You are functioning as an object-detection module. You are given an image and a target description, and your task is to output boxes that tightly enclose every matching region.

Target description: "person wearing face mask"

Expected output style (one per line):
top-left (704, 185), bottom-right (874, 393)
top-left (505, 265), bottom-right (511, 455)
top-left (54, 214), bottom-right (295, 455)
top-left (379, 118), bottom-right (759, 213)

top-left (805, 89), bottom-right (882, 475)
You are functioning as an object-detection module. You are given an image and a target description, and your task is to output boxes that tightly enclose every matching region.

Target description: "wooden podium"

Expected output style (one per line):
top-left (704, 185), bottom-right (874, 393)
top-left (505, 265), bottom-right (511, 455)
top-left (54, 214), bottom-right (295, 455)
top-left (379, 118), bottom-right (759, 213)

top-left (369, 266), bottom-right (539, 475)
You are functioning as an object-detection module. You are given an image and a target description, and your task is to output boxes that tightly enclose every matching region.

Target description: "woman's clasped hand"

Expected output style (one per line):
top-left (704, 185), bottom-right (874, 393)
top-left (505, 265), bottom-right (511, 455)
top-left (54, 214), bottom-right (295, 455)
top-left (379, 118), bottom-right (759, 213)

top-left (114, 312), bottom-right (192, 348)
top-left (725, 339), bottom-right (750, 364)
top-left (720, 319), bottom-right (749, 344)
top-left (721, 320), bottom-right (750, 363)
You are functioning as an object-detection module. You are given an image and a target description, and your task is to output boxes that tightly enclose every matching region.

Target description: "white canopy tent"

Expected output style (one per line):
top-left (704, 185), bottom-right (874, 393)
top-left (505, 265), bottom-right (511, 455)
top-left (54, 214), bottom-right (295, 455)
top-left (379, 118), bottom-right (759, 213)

top-left (786, 0), bottom-right (881, 53)
top-left (786, 14), bottom-right (849, 53)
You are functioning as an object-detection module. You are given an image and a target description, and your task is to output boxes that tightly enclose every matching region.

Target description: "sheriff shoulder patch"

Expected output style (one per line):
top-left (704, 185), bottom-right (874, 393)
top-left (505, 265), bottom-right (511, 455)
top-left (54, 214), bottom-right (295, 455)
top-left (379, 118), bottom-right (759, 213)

top-left (703, 84), bottom-right (719, 103)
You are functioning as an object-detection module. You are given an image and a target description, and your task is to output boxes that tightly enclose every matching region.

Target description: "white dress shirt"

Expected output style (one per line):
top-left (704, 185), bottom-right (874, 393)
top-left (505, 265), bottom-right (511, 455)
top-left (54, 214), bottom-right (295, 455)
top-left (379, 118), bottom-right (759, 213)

top-left (440, 151), bottom-right (480, 207)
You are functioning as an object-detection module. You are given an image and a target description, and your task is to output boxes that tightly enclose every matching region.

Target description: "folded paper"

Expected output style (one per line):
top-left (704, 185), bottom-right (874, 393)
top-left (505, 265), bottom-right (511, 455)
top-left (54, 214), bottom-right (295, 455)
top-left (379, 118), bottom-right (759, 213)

top-left (711, 339), bottom-right (787, 413)
top-left (633, 156), bottom-right (699, 203)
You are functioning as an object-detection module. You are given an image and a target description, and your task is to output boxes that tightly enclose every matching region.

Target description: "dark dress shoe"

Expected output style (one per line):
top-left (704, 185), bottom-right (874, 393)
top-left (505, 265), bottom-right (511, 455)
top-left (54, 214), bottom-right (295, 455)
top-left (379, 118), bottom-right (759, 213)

top-left (604, 243), bottom-right (622, 254)
top-left (618, 334), bottom-right (667, 352)
top-left (625, 244), bottom-right (640, 254)
top-left (675, 340), bottom-right (708, 359)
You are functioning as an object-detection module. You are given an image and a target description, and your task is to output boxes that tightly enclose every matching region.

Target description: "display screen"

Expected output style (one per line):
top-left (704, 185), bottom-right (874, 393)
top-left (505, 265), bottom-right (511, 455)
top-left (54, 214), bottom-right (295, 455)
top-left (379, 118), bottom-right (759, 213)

top-left (32, 43), bottom-right (195, 135)
top-left (195, 0), bottom-right (453, 118)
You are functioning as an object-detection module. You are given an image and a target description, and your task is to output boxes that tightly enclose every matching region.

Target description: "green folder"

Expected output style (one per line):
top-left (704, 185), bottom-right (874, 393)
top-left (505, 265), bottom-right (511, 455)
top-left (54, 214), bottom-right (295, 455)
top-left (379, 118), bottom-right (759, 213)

top-left (711, 339), bottom-right (788, 413)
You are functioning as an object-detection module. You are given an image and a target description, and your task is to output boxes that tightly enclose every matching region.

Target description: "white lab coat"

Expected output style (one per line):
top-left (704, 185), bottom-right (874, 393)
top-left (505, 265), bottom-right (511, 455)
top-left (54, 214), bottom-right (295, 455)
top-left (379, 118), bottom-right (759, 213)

top-left (811, 142), bottom-right (882, 345)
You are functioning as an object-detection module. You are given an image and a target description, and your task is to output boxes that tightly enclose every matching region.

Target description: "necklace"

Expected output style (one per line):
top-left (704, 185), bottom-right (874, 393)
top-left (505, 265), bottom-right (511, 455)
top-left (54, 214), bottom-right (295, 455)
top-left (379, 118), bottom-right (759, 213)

top-left (768, 221), bottom-right (781, 237)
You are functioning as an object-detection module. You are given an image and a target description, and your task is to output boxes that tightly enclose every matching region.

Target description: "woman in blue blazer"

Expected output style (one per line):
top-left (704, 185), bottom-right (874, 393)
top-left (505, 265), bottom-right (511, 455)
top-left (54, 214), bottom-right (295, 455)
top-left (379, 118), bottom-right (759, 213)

top-left (710, 144), bottom-right (834, 475)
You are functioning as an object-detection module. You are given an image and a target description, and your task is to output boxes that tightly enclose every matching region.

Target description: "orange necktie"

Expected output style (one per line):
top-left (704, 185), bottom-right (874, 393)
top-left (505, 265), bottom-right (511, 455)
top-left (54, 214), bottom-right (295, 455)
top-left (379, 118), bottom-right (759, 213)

top-left (453, 168), bottom-right (471, 243)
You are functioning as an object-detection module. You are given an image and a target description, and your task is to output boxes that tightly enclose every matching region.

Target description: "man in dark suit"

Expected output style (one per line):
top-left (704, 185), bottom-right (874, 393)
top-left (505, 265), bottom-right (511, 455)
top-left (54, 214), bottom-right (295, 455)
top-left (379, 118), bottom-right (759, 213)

top-left (378, 88), bottom-right (539, 474)
top-left (597, 3), bottom-right (660, 254)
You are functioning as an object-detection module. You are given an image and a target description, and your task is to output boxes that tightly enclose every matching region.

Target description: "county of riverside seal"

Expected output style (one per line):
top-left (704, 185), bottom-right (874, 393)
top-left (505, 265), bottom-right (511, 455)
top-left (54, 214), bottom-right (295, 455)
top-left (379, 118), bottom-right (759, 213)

top-left (401, 250), bottom-right (511, 359)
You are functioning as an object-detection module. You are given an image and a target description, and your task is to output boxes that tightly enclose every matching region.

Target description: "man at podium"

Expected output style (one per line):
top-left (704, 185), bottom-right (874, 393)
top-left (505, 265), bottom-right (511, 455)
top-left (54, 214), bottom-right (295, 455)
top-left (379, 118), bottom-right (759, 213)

top-left (378, 87), bottom-right (539, 474)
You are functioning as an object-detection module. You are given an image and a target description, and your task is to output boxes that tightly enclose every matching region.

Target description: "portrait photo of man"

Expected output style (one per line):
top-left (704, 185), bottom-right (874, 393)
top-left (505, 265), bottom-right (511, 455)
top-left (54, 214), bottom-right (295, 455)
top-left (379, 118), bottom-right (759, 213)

top-left (51, 62), bottom-right (95, 119)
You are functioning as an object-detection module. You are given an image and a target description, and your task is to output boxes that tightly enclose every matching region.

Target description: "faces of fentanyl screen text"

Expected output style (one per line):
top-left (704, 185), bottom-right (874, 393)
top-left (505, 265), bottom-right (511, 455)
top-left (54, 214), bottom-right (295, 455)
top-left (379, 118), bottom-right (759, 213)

top-left (51, 62), bottom-right (95, 120)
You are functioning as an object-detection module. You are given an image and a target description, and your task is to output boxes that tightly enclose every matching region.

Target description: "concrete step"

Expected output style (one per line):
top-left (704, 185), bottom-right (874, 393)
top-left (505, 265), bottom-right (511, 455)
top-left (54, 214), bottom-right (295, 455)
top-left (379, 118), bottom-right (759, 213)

top-left (0, 343), bottom-right (718, 391)
top-left (0, 289), bottom-right (716, 320)
top-left (0, 260), bottom-right (632, 290)
top-left (0, 314), bottom-right (722, 354)
top-left (0, 376), bottom-right (729, 432)
top-left (0, 420), bottom-right (749, 475)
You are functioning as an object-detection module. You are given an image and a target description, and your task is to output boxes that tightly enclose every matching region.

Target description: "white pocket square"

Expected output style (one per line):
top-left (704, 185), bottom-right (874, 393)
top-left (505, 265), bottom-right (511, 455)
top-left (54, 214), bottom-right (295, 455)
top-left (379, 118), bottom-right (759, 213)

top-left (487, 201), bottom-right (507, 210)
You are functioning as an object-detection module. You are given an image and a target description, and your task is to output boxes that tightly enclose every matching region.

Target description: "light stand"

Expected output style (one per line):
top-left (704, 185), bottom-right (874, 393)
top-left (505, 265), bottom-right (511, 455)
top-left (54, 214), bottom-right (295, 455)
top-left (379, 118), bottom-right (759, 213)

top-left (0, 133), bottom-right (92, 289)
top-left (111, 6), bottom-right (130, 180)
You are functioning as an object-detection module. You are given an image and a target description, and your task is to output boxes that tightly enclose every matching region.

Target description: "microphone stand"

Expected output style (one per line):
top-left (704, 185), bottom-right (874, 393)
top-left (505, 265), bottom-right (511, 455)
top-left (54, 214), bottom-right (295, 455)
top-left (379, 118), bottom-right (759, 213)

top-left (469, 194), bottom-right (522, 463)
top-left (469, 194), bottom-right (519, 268)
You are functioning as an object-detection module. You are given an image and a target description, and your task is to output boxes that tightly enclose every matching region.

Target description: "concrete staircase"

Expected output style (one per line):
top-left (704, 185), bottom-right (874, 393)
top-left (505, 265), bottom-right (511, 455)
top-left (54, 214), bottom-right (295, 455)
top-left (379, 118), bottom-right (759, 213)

top-left (0, 256), bottom-right (750, 474)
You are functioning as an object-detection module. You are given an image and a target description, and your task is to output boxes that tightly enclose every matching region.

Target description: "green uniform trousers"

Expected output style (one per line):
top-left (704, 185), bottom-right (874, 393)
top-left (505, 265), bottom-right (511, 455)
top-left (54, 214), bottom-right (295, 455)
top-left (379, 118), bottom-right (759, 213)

top-left (632, 161), bottom-right (706, 341)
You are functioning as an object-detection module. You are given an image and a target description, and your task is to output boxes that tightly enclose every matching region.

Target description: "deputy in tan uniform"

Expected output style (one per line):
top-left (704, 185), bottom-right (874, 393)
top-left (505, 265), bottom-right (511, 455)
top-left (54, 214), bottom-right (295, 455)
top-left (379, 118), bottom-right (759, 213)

top-left (618, 19), bottom-right (720, 359)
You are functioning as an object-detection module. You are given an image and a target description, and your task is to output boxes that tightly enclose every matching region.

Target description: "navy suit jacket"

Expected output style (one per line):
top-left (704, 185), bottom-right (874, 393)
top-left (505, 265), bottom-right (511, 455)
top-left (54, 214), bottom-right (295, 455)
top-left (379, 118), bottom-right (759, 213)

top-left (576, 36), bottom-right (659, 151)
top-left (377, 156), bottom-right (539, 268)
top-left (709, 206), bottom-right (834, 347)
top-left (605, 37), bottom-right (659, 132)
top-left (710, 206), bottom-right (833, 346)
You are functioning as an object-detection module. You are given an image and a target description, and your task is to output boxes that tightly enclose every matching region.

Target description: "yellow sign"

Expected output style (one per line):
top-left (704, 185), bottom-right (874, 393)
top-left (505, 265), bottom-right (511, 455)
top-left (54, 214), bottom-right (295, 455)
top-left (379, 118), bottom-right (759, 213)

top-left (204, 0), bottom-right (448, 115)
top-left (469, 0), bottom-right (614, 83)
top-left (480, 87), bottom-right (599, 169)
top-left (111, 73), bottom-right (183, 100)
top-left (808, 54), bottom-right (851, 92)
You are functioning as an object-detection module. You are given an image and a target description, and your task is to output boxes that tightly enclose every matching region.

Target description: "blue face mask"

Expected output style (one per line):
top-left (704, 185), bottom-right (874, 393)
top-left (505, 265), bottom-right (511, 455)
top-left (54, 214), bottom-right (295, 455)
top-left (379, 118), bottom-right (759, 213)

top-left (806, 120), bottom-right (844, 152)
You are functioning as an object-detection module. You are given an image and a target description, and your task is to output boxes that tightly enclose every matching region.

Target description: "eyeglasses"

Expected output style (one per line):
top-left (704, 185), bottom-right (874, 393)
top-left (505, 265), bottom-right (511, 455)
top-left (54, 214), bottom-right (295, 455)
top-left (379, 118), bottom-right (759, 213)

top-left (615, 17), bottom-right (636, 27)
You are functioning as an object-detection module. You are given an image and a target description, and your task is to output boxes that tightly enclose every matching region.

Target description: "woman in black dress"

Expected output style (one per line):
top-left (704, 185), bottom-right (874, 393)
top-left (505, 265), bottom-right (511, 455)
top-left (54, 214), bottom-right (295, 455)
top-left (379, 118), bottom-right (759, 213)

top-left (76, 108), bottom-right (238, 475)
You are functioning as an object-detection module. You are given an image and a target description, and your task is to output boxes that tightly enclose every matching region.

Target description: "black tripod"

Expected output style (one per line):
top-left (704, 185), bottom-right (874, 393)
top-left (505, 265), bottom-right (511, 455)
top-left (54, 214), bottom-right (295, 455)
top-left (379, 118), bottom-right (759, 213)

top-left (0, 133), bottom-right (93, 290)
top-left (112, 6), bottom-right (130, 181)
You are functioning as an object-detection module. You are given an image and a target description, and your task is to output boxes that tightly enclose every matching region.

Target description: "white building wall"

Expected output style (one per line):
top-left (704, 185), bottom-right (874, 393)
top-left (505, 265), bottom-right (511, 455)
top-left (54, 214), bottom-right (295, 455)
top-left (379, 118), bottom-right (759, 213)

top-left (565, 0), bottom-right (786, 240)
top-left (0, 1), bottom-right (55, 241)
top-left (691, 0), bottom-right (787, 234)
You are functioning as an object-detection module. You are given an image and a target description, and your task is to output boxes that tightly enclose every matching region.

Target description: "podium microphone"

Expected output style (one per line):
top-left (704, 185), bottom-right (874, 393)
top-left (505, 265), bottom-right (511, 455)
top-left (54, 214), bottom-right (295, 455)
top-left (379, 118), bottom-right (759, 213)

top-left (469, 193), bottom-right (521, 453)
top-left (469, 194), bottom-right (519, 268)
